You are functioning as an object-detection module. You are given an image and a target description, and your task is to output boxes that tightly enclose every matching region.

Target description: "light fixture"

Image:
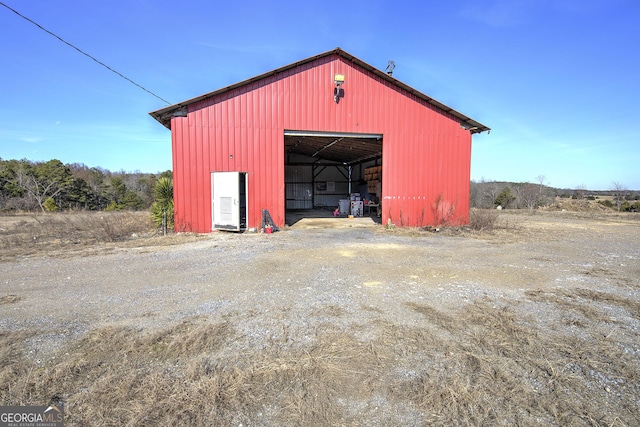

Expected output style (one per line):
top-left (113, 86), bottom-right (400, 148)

top-left (334, 74), bottom-right (345, 103)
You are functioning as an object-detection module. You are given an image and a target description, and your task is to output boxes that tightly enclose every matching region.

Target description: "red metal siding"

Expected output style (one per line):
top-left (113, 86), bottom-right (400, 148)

top-left (171, 54), bottom-right (473, 232)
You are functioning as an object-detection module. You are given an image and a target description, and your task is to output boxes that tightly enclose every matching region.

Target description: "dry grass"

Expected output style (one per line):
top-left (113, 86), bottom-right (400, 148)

top-left (399, 299), bottom-right (639, 426)
top-left (400, 209), bottom-right (640, 243)
top-left (385, 209), bottom-right (524, 240)
top-left (2, 294), bottom-right (638, 426)
top-left (0, 211), bottom-right (202, 260)
top-left (1, 320), bottom-right (383, 426)
top-left (469, 208), bottom-right (500, 231)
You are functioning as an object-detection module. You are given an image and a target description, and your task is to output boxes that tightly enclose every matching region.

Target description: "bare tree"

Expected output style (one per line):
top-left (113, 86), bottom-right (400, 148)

top-left (573, 184), bottom-right (587, 199)
top-left (611, 181), bottom-right (627, 211)
top-left (482, 181), bottom-right (502, 208)
top-left (469, 178), bottom-right (501, 209)
top-left (535, 175), bottom-right (549, 206)
top-left (15, 160), bottom-right (74, 213)
top-left (516, 183), bottom-right (540, 210)
top-left (470, 180), bottom-right (482, 208)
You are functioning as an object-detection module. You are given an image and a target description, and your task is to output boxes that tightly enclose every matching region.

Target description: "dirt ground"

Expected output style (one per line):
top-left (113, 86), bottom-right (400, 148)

top-left (1, 210), bottom-right (639, 426)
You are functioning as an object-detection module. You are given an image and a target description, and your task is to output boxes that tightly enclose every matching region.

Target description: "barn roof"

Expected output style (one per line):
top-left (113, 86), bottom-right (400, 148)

top-left (149, 48), bottom-right (490, 134)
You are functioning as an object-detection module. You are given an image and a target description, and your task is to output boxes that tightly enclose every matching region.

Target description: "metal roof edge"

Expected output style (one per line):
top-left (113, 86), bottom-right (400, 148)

top-left (149, 48), bottom-right (490, 134)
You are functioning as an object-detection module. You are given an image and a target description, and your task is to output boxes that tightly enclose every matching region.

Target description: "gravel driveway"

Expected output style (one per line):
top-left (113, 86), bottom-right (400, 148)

top-left (3, 212), bottom-right (638, 344)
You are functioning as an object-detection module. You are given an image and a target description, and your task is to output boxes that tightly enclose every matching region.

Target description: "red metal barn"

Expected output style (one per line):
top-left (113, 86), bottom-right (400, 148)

top-left (150, 48), bottom-right (489, 233)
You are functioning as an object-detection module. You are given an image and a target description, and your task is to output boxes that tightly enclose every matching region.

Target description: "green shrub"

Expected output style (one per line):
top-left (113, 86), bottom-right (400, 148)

top-left (150, 177), bottom-right (174, 231)
top-left (150, 201), bottom-right (174, 229)
top-left (122, 190), bottom-right (144, 209)
top-left (495, 187), bottom-right (515, 208)
top-left (105, 201), bottom-right (120, 211)
top-left (622, 201), bottom-right (640, 212)
top-left (43, 197), bottom-right (58, 212)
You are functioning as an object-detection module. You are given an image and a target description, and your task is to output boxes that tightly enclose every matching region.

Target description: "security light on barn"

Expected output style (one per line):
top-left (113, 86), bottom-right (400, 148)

top-left (333, 74), bottom-right (345, 103)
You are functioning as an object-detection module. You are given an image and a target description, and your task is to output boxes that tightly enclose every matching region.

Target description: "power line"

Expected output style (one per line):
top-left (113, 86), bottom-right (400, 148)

top-left (0, 1), bottom-right (172, 105)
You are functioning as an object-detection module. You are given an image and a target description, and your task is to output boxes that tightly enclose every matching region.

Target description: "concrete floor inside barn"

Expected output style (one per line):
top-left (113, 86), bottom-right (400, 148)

top-left (285, 207), bottom-right (382, 229)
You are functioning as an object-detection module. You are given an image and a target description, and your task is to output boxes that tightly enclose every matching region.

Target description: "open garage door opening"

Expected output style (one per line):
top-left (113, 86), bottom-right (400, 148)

top-left (284, 130), bottom-right (383, 226)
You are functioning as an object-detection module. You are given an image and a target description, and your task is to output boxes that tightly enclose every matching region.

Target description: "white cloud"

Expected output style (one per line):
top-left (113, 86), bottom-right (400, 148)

top-left (21, 137), bottom-right (42, 143)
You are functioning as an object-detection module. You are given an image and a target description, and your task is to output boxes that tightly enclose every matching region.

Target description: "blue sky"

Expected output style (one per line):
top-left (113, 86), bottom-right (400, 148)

top-left (1, 0), bottom-right (638, 190)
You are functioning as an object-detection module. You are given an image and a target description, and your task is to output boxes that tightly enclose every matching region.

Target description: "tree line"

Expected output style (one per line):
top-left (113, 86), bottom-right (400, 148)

top-left (470, 178), bottom-right (639, 212)
top-left (2, 158), bottom-right (637, 214)
top-left (0, 158), bottom-right (172, 213)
